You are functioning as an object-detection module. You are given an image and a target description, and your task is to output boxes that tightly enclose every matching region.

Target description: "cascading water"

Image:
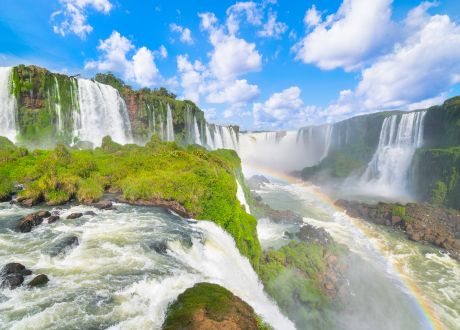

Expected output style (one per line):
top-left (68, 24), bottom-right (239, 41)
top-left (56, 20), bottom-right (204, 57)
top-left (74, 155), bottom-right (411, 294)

top-left (0, 67), bottom-right (18, 142)
top-left (205, 124), bottom-right (215, 149)
top-left (236, 180), bottom-right (250, 213)
top-left (74, 79), bottom-right (132, 146)
top-left (166, 104), bottom-right (174, 142)
top-left (238, 125), bottom-right (333, 176)
top-left (359, 111), bottom-right (427, 198)
top-left (193, 115), bottom-right (201, 145)
top-left (0, 203), bottom-right (294, 330)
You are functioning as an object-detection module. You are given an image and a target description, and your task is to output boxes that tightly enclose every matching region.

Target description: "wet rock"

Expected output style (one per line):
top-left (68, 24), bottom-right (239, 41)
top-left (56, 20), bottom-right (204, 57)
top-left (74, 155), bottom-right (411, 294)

top-left (0, 263), bottom-right (32, 289)
top-left (336, 199), bottom-right (460, 258)
top-left (47, 215), bottom-right (60, 224)
top-left (84, 211), bottom-right (97, 216)
top-left (149, 240), bottom-right (168, 254)
top-left (2, 274), bottom-right (24, 289)
top-left (67, 212), bottom-right (83, 219)
top-left (28, 274), bottom-right (49, 287)
top-left (16, 211), bottom-right (50, 233)
top-left (50, 236), bottom-right (79, 256)
top-left (92, 200), bottom-right (113, 210)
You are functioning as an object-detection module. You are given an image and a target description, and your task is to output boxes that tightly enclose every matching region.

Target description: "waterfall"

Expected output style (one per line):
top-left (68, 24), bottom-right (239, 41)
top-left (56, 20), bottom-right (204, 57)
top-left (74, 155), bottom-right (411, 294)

top-left (53, 77), bottom-right (64, 133)
top-left (236, 180), bottom-right (250, 213)
top-left (166, 104), bottom-right (175, 142)
top-left (193, 115), bottom-right (201, 145)
top-left (74, 79), bottom-right (132, 146)
top-left (0, 67), bottom-right (18, 142)
top-left (360, 111), bottom-right (427, 197)
top-left (205, 124), bottom-right (215, 149)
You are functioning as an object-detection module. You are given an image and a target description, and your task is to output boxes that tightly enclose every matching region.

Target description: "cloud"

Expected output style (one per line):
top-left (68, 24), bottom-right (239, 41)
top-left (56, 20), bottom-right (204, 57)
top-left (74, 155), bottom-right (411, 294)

top-left (174, 10), bottom-right (262, 114)
top-left (176, 54), bottom-right (207, 103)
top-left (294, 0), bottom-right (394, 71)
top-left (226, 2), bottom-right (263, 35)
top-left (253, 87), bottom-right (315, 128)
top-left (258, 12), bottom-right (288, 38)
top-left (158, 45), bottom-right (168, 59)
top-left (170, 23), bottom-right (194, 44)
top-left (52, 0), bottom-right (113, 39)
top-left (209, 35), bottom-right (262, 79)
top-left (317, 3), bottom-right (460, 123)
top-left (85, 31), bottom-right (160, 87)
top-left (206, 79), bottom-right (259, 104)
top-left (304, 5), bottom-right (321, 28)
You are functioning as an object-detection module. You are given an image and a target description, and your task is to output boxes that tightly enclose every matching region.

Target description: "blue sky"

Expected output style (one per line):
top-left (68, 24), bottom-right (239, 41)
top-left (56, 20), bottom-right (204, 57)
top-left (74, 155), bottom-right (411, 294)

top-left (1, 0), bottom-right (460, 130)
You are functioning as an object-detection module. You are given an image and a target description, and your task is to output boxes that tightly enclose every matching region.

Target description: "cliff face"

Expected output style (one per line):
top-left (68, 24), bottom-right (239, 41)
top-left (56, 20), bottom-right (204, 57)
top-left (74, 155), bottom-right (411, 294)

top-left (300, 96), bottom-right (460, 211)
top-left (8, 65), bottom-right (237, 148)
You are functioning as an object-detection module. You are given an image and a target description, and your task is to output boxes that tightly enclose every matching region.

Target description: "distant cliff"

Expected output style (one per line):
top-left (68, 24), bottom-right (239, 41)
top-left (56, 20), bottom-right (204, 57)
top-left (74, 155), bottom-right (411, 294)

top-left (3, 65), bottom-right (238, 149)
top-left (300, 96), bottom-right (460, 211)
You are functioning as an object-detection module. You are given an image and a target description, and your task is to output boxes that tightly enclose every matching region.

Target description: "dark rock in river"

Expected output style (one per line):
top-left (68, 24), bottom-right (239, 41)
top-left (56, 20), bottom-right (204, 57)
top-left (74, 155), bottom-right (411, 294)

top-left (0, 263), bottom-right (32, 289)
top-left (16, 211), bottom-right (51, 232)
top-left (67, 212), bottom-right (83, 219)
top-left (92, 200), bottom-right (113, 210)
top-left (28, 274), bottom-right (49, 287)
top-left (149, 240), bottom-right (168, 254)
top-left (47, 215), bottom-right (60, 224)
top-left (84, 211), bottom-right (97, 216)
top-left (50, 236), bottom-right (79, 256)
top-left (117, 197), bottom-right (193, 218)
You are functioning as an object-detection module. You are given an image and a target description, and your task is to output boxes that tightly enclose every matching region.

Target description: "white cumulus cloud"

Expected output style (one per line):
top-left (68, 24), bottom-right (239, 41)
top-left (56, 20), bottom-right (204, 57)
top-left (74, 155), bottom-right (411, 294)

top-left (51, 0), bottom-right (113, 39)
top-left (85, 31), bottom-right (160, 87)
top-left (253, 87), bottom-right (315, 129)
top-left (170, 23), bottom-right (194, 45)
top-left (258, 12), bottom-right (288, 38)
top-left (294, 0), bottom-right (394, 71)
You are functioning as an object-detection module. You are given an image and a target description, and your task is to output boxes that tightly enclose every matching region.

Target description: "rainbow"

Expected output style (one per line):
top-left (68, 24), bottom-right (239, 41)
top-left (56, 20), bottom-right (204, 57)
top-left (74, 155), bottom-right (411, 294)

top-left (244, 163), bottom-right (444, 330)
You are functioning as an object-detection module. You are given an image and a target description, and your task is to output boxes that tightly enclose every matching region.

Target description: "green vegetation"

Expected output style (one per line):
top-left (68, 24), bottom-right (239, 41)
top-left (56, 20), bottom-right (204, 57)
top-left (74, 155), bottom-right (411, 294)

top-left (162, 283), bottom-right (270, 330)
top-left (0, 136), bottom-right (260, 268)
top-left (259, 240), bottom-right (345, 329)
top-left (412, 146), bottom-right (460, 210)
top-left (391, 205), bottom-right (406, 218)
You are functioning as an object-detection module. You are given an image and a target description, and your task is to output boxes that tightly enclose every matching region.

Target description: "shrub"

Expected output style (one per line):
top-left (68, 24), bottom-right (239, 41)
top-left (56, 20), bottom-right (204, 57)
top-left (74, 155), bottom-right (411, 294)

top-left (77, 178), bottom-right (103, 203)
top-left (392, 205), bottom-right (406, 218)
top-left (0, 177), bottom-right (13, 200)
top-left (45, 190), bottom-right (71, 205)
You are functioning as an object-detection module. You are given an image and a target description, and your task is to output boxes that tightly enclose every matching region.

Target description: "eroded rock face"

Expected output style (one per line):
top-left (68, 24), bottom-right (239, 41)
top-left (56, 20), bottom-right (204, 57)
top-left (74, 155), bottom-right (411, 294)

top-left (15, 211), bottom-right (51, 233)
top-left (162, 283), bottom-right (260, 330)
top-left (336, 200), bottom-right (460, 259)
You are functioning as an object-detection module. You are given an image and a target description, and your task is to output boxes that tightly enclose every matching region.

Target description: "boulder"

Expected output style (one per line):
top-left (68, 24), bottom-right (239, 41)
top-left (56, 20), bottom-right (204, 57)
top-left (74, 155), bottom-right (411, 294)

top-left (28, 274), bottom-right (49, 287)
top-left (92, 200), bottom-right (113, 210)
top-left (67, 212), bottom-right (83, 219)
top-left (84, 211), bottom-right (97, 216)
top-left (391, 216), bottom-right (402, 226)
top-left (162, 283), bottom-right (260, 330)
top-left (50, 236), bottom-right (79, 256)
top-left (149, 240), bottom-right (168, 254)
top-left (16, 211), bottom-right (51, 233)
top-left (47, 215), bottom-right (60, 224)
top-left (0, 263), bottom-right (32, 289)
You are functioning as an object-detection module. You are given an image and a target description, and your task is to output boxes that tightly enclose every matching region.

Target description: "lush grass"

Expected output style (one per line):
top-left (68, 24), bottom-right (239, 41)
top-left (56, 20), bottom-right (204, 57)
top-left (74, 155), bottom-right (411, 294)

top-left (0, 136), bottom-right (261, 268)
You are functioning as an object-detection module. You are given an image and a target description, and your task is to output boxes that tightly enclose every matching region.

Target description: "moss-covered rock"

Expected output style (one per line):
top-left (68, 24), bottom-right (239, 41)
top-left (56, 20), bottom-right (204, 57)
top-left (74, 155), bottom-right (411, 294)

top-left (162, 283), bottom-right (269, 330)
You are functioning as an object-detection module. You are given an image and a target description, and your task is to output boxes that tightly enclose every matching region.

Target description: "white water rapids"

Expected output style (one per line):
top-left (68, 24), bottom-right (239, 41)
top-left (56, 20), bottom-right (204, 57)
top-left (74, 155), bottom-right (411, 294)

top-left (0, 203), bottom-right (293, 330)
